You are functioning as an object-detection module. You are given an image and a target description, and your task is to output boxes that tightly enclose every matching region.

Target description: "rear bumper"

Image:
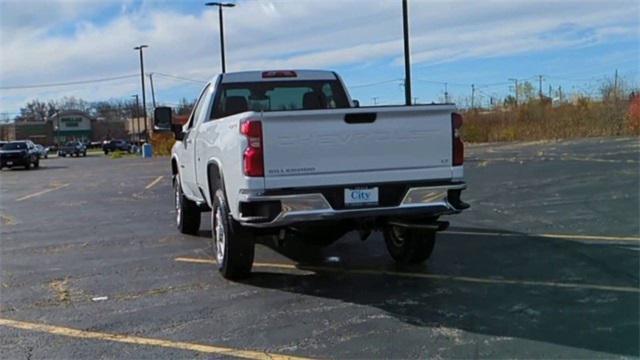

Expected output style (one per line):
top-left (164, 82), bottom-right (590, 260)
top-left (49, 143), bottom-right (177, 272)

top-left (236, 182), bottom-right (467, 228)
top-left (0, 157), bottom-right (28, 167)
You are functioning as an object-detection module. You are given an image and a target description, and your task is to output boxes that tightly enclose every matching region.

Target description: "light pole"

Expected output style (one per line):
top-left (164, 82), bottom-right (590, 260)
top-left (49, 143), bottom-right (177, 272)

top-left (131, 94), bottom-right (141, 143)
top-left (508, 78), bottom-right (519, 106)
top-left (402, 0), bottom-right (412, 106)
top-left (134, 45), bottom-right (148, 141)
top-left (205, 2), bottom-right (235, 73)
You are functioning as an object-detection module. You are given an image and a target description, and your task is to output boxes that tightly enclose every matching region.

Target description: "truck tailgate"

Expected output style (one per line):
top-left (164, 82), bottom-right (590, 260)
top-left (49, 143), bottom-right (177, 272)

top-left (260, 105), bottom-right (455, 189)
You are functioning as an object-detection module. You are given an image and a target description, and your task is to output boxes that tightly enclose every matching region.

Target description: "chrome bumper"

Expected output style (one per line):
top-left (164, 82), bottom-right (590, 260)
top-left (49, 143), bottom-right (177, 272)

top-left (237, 183), bottom-right (466, 228)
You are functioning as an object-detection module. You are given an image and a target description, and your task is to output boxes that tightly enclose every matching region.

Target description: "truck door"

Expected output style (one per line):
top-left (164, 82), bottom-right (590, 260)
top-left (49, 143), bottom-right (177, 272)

top-left (179, 84), bottom-right (211, 200)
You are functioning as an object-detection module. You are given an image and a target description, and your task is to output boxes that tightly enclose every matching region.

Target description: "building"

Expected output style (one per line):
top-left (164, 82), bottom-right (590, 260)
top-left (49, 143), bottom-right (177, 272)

top-left (0, 110), bottom-right (128, 145)
top-left (50, 110), bottom-right (93, 143)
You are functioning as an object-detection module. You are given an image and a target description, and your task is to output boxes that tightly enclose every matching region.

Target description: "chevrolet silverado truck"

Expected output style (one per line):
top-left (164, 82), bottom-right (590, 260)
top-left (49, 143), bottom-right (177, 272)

top-left (155, 70), bottom-right (468, 279)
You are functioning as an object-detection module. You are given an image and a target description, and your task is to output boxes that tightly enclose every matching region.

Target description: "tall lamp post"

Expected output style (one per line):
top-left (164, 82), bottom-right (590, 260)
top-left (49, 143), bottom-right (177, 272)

top-left (131, 94), bottom-right (141, 143)
top-left (402, 0), bottom-right (412, 106)
top-left (134, 45), bottom-right (149, 141)
top-left (204, 2), bottom-right (235, 73)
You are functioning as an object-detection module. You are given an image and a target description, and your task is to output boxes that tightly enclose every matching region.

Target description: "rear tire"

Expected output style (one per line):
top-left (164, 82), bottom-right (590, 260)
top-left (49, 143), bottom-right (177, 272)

top-left (24, 161), bottom-right (31, 170)
top-left (174, 175), bottom-right (201, 235)
top-left (212, 189), bottom-right (254, 279)
top-left (34, 158), bottom-right (39, 168)
top-left (383, 226), bottom-right (436, 264)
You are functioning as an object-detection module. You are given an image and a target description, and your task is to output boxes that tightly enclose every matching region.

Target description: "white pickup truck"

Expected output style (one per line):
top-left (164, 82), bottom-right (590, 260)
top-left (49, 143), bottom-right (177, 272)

top-left (154, 70), bottom-right (468, 279)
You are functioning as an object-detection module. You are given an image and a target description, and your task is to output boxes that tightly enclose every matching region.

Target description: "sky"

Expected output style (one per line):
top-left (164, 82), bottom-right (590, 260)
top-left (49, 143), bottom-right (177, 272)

top-left (0, 0), bottom-right (638, 118)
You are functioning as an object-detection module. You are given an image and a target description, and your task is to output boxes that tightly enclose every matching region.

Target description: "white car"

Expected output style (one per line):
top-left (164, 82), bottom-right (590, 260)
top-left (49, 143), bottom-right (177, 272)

top-left (156, 70), bottom-right (468, 279)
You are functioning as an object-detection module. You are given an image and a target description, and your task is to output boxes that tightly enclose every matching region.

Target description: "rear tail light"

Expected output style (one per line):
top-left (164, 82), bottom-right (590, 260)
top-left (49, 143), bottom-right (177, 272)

top-left (240, 120), bottom-right (264, 177)
top-left (452, 112), bottom-right (464, 166)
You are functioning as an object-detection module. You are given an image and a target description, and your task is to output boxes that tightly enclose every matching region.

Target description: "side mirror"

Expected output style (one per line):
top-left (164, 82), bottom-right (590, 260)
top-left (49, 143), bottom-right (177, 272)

top-left (154, 106), bottom-right (173, 131)
top-left (352, 99), bottom-right (360, 108)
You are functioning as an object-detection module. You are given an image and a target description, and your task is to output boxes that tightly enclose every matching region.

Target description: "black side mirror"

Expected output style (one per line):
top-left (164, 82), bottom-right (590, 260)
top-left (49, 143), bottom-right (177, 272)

top-left (352, 99), bottom-right (360, 108)
top-left (154, 106), bottom-right (183, 140)
top-left (154, 106), bottom-right (173, 131)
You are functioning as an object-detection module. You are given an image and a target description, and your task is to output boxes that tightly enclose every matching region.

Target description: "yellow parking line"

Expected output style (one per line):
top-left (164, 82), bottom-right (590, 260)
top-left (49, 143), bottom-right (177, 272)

top-left (444, 230), bottom-right (640, 242)
top-left (0, 318), bottom-right (312, 360)
top-left (174, 257), bottom-right (640, 294)
top-left (145, 175), bottom-right (164, 190)
top-left (15, 183), bottom-right (70, 202)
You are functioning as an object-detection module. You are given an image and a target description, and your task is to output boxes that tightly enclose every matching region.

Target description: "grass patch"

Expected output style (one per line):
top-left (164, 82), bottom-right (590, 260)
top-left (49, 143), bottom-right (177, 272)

top-left (462, 96), bottom-right (639, 143)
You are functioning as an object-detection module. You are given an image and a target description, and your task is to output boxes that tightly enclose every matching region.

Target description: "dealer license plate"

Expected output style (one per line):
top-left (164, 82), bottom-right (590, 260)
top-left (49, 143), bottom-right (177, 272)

top-left (344, 187), bottom-right (379, 207)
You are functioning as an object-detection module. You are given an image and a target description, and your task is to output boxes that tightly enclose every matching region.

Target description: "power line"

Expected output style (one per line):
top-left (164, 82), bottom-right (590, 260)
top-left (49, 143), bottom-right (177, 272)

top-left (153, 72), bottom-right (207, 84)
top-left (350, 79), bottom-right (402, 88)
top-left (0, 74), bottom-right (139, 90)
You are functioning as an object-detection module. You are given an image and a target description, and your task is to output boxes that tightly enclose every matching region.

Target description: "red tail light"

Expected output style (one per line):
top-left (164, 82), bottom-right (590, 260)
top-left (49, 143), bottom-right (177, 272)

top-left (452, 112), bottom-right (464, 166)
top-left (240, 120), bottom-right (264, 177)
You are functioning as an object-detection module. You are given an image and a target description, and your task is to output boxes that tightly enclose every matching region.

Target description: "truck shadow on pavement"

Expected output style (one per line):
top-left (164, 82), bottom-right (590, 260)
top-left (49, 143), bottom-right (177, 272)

top-left (245, 229), bottom-right (639, 356)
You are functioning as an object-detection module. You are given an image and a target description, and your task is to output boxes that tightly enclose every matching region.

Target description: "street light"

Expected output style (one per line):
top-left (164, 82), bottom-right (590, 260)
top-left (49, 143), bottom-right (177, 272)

top-left (205, 2), bottom-right (235, 73)
top-left (402, 0), bottom-right (412, 106)
top-left (134, 45), bottom-right (148, 141)
top-left (131, 94), bottom-right (141, 143)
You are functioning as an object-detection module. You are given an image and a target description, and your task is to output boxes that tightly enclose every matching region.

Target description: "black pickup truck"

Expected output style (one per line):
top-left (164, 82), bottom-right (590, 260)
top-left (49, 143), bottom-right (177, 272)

top-left (0, 140), bottom-right (40, 169)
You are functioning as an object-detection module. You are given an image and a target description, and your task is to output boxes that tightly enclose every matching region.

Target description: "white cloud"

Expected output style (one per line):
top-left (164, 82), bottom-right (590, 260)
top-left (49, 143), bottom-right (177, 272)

top-left (0, 0), bottom-right (638, 113)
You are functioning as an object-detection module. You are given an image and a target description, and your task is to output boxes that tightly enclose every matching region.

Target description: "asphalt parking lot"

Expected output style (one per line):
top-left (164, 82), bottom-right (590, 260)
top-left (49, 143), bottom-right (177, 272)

top-left (0, 137), bottom-right (638, 359)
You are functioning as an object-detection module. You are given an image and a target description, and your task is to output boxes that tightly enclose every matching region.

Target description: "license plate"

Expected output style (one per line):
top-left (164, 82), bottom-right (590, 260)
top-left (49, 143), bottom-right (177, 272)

top-left (344, 187), bottom-right (379, 207)
top-left (6, 161), bottom-right (12, 166)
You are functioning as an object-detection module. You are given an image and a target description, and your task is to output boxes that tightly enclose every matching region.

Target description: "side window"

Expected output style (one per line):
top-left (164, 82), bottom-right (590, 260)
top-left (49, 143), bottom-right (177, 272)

top-left (192, 85), bottom-right (213, 127)
top-left (185, 84), bottom-right (211, 130)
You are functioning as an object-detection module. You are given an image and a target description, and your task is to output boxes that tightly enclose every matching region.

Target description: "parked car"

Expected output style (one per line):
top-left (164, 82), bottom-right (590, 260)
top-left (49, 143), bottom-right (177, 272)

top-left (0, 140), bottom-right (40, 169)
top-left (34, 144), bottom-right (49, 159)
top-left (58, 141), bottom-right (87, 157)
top-left (158, 69), bottom-right (469, 279)
top-left (102, 139), bottom-right (132, 154)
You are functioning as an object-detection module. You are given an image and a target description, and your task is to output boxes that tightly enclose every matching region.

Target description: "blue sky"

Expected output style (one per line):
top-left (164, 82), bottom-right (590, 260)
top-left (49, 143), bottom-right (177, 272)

top-left (0, 0), bottom-right (638, 117)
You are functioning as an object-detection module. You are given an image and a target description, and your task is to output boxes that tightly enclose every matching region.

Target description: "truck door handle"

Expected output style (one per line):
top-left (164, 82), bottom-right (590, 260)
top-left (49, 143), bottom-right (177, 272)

top-left (344, 113), bottom-right (377, 124)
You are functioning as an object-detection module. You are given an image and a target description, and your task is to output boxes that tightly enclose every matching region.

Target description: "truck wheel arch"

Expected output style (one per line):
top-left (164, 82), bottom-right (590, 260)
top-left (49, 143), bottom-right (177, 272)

top-left (171, 157), bottom-right (178, 176)
top-left (207, 160), bottom-right (227, 207)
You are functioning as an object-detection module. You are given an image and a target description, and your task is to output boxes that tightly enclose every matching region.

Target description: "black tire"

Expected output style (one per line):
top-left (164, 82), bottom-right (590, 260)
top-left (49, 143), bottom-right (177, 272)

top-left (24, 160), bottom-right (31, 170)
top-left (174, 175), bottom-right (201, 235)
top-left (383, 226), bottom-right (436, 264)
top-left (83, 151), bottom-right (87, 157)
top-left (33, 158), bottom-right (39, 168)
top-left (104, 150), bottom-right (109, 155)
top-left (212, 189), bottom-right (254, 279)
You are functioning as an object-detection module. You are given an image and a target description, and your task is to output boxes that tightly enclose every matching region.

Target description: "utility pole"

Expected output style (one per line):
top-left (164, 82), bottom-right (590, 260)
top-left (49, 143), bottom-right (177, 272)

top-left (558, 86), bottom-right (563, 103)
top-left (131, 94), bottom-right (140, 143)
top-left (614, 69), bottom-right (619, 103)
top-left (471, 84), bottom-right (475, 109)
top-left (538, 75), bottom-right (543, 100)
top-left (149, 73), bottom-right (156, 109)
top-left (413, 96), bottom-right (418, 105)
top-left (372, 97), bottom-right (379, 105)
top-left (402, 0), bottom-right (412, 106)
top-left (134, 45), bottom-right (149, 141)
top-left (509, 78), bottom-right (519, 106)
top-left (444, 82), bottom-right (449, 103)
top-left (205, 2), bottom-right (236, 73)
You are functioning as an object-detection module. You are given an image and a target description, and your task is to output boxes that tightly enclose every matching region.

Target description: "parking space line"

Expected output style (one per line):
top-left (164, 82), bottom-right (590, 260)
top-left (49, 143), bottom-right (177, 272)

top-left (444, 230), bottom-right (640, 242)
top-left (15, 183), bottom-right (70, 202)
top-left (145, 175), bottom-right (164, 190)
top-left (0, 318), bottom-right (312, 360)
top-left (174, 257), bottom-right (640, 294)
